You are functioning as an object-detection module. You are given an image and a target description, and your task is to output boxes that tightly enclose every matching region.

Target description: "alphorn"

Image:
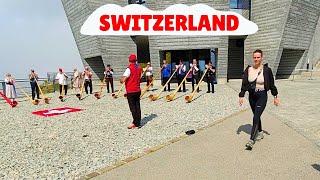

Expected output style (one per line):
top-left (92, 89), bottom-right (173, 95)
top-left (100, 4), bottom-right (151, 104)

top-left (140, 67), bottom-right (163, 98)
top-left (185, 67), bottom-right (209, 103)
top-left (149, 68), bottom-right (178, 101)
top-left (77, 77), bottom-right (86, 100)
top-left (0, 91), bottom-right (18, 107)
top-left (14, 80), bottom-right (40, 105)
top-left (94, 75), bottom-right (107, 99)
top-left (35, 78), bottom-right (50, 104)
top-left (59, 84), bottom-right (65, 102)
top-left (112, 82), bottom-right (126, 98)
top-left (166, 65), bottom-right (193, 101)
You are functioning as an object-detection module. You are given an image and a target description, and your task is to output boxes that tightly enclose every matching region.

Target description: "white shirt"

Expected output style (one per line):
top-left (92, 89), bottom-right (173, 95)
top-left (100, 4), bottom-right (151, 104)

top-left (190, 63), bottom-right (199, 74)
top-left (145, 67), bottom-right (153, 76)
top-left (56, 73), bottom-right (68, 85)
top-left (123, 68), bottom-right (131, 77)
top-left (82, 71), bottom-right (92, 80)
top-left (176, 64), bottom-right (186, 75)
top-left (104, 70), bottom-right (114, 76)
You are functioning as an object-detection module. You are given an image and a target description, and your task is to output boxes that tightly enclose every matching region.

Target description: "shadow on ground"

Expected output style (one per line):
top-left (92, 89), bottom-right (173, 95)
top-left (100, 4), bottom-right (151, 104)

top-left (237, 124), bottom-right (271, 136)
top-left (141, 113), bottom-right (157, 127)
top-left (311, 164), bottom-right (320, 171)
top-left (237, 124), bottom-right (252, 135)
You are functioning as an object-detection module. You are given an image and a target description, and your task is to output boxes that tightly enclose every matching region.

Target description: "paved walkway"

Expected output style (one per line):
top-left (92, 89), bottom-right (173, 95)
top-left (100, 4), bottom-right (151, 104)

top-left (227, 79), bottom-right (320, 147)
top-left (93, 110), bottom-right (320, 180)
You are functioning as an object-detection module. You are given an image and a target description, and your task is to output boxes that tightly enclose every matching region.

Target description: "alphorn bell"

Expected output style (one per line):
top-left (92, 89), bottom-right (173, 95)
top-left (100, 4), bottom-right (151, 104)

top-left (94, 75), bottom-right (107, 99)
top-left (166, 65), bottom-right (194, 101)
top-left (149, 68), bottom-right (178, 101)
top-left (14, 80), bottom-right (40, 105)
top-left (185, 67), bottom-right (209, 103)
top-left (112, 82), bottom-right (126, 98)
top-left (34, 78), bottom-right (50, 104)
top-left (59, 84), bottom-right (65, 102)
top-left (140, 67), bottom-right (163, 98)
top-left (77, 77), bottom-right (85, 100)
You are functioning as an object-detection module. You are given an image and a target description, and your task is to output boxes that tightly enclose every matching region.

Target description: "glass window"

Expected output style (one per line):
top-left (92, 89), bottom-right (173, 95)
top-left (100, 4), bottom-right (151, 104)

top-left (128, 0), bottom-right (146, 5)
top-left (230, 0), bottom-right (238, 9)
top-left (230, 0), bottom-right (250, 9)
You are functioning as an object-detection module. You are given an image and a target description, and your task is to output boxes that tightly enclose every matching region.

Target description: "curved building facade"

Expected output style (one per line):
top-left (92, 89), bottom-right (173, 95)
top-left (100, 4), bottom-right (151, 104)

top-left (61, 0), bottom-right (320, 83)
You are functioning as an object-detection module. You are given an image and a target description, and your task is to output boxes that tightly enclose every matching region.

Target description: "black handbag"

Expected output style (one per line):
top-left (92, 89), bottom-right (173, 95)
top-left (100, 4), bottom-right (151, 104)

top-left (247, 68), bottom-right (262, 94)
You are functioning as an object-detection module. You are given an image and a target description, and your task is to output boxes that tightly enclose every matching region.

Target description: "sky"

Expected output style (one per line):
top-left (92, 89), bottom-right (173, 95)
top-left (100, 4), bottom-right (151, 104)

top-left (0, 0), bottom-right (83, 79)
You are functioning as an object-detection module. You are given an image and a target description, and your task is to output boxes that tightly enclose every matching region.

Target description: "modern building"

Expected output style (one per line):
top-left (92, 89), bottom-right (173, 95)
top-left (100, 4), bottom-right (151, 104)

top-left (61, 0), bottom-right (320, 83)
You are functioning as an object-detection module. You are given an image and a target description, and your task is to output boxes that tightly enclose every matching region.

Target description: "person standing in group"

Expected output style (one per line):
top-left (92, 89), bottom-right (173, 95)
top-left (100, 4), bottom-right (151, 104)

top-left (120, 54), bottom-right (142, 129)
top-left (104, 64), bottom-right (114, 93)
top-left (161, 59), bottom-right (171, 91)
top-left (206, 61), bottom-right (216, 93)
top-left (4, 73), bottom-right (16, 103)
top-left (29, 69), bottom-right (40, 100)
top-left (176, 59), bottom-right (186, 92)
top-left (72, 68), bottom-right (81, 94)
top-left (55, 68), bottom-right (68, 95)
top-left (82, 67), bottom-right (93, 94)
top-left (239, 49), bottom-right (279, 150)
top-left (190, 59), bottom-right (200, 92)
top-left (145, 62), bottom-right (153, 87)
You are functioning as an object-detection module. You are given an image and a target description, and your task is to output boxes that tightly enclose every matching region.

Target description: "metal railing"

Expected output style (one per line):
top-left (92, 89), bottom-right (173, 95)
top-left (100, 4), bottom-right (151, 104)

top-left (0, 72), bottom-right (74, 102)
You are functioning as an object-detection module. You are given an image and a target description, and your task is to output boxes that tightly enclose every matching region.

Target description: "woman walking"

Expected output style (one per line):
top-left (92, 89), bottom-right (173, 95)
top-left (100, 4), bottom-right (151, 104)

top-left (239, 49), bottom-right (279, 150)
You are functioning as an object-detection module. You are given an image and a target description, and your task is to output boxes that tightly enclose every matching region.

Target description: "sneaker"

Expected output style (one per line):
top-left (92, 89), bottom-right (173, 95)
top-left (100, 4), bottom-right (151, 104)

top-left (256, 131), bottom-right (264, 141)
top-left (206, 91), bottom-right (210, 93)
top-left (127, 124), bottom-right (138, 129)
top-left (245, 140), bottom-right (254, 150)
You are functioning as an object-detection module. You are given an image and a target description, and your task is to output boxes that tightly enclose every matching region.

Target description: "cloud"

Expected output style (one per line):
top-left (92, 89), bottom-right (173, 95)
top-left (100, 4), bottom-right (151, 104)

top-left (81, 4), bottom-right (258, 36)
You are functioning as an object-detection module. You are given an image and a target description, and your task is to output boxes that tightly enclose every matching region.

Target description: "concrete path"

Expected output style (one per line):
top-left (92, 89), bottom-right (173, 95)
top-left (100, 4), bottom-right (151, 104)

top-left (93, 110), bottom-right (320, 180)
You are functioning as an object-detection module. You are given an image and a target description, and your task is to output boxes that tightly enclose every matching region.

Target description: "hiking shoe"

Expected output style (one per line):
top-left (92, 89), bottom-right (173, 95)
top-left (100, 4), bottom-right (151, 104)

top-left (245, 140), bottom-right (254, 150)
top-left (256, 131), bottom-right (264, 141)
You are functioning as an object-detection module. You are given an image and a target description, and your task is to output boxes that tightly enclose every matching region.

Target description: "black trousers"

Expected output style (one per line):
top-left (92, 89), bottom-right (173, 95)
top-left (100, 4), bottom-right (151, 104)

top-left (146, 76), bottom-right (153, 86)
top-left (84, 79), bottom-right (93, 94)
top-left (191, 75), bottom-right (200, 92)
top-left (105, 78), bottom-right (114, 93)
top-left (206, 76), bottom-right (215, 93)
top-left (162, 77), bottom-right (170, 91)
top-left (177, 74), bottom-right (186, 92)
top-left (30, 82), bottom-right (40, 100)
top-left (249, 90), bottom-right (268, 141)
top-left (127, 91), bottom-right (141, 127)
top-left (59, 85), bottom-right (68, 95)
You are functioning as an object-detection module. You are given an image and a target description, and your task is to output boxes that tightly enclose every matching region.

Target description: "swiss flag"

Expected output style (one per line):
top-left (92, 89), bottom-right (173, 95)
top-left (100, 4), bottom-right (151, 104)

top-left (32, 107), bottom-right (84, 117)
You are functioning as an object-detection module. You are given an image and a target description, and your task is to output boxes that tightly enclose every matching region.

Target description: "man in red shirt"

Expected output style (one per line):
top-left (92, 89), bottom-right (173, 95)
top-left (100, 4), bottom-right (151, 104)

top-left (120, 54), bottom-right (142, 129)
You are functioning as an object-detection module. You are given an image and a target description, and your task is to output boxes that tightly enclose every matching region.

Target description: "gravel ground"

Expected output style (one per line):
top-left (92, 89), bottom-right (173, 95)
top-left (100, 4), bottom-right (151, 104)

top-left (0, 81), bottom-right (248, 179)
